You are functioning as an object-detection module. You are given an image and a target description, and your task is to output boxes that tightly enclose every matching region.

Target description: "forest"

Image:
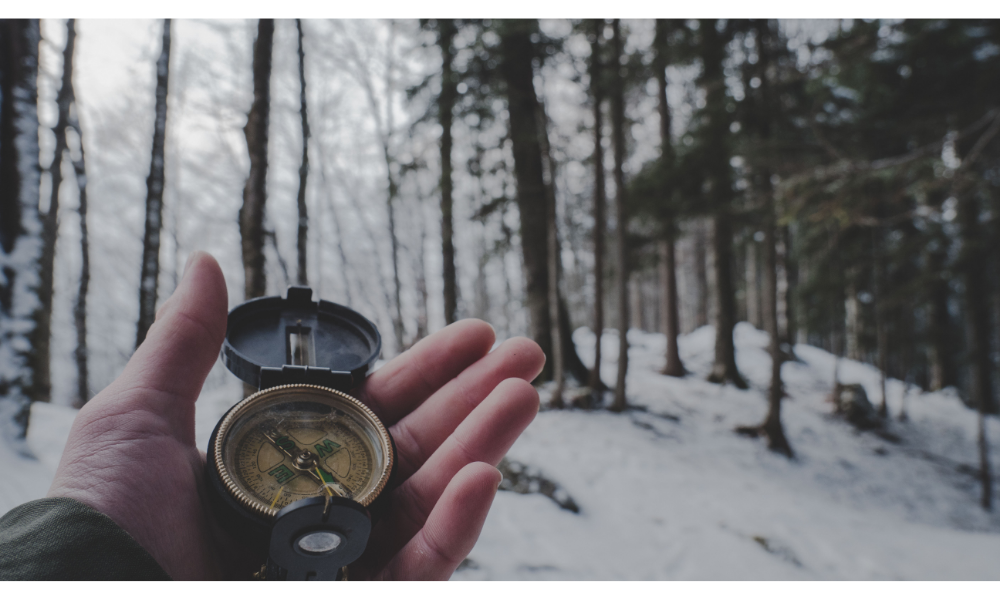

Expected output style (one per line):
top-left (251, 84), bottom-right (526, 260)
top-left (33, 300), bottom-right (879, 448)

top-left (1, 19), bottom-right (1000, 578)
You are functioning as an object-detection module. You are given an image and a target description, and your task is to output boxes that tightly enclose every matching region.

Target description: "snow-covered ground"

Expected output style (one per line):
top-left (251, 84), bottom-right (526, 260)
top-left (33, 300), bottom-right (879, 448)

top-left (3, 323), bottom-right (1000, 579)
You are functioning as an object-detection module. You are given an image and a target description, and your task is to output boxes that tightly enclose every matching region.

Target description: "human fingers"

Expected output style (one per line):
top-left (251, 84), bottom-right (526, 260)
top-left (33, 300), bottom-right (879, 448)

top-left (388, 337), bottom-right (544, 481)
top-left (90, 251), bottom-right (228, 441)
top-left (379, 462), bottom-right (501, 580)
top-left (368, 378), bottom-right (538, 565)
top-left (357, 319), bottom-right (495, 425)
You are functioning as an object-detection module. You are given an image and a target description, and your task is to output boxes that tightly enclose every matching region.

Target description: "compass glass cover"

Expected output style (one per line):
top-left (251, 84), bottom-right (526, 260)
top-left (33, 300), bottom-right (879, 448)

top-left (216, 386), bottom-right (391, 516)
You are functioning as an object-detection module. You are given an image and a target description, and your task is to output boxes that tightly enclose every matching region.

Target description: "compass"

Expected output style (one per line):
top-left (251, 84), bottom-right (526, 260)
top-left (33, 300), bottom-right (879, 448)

top-left (206, 286), bottom-right (394, 580)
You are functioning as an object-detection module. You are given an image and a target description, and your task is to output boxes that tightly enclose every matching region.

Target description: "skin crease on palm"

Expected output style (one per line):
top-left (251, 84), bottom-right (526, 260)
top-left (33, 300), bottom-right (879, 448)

top-left (46, 252), bottom-right (545, 580)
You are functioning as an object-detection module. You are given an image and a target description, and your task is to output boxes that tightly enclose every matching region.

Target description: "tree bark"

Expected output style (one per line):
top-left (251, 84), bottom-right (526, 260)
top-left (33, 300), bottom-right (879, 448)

top-left (135, 19), bottom-right (171, 347)
top-left (542, 103), bottom-right (565, 408)
top-left (654, 19), bottom-right (685, 378)
top-left (701, 19), bottom-right (747, 389)
top-left (589, 19), bottom-right (608, 395)
top-left (844, 270), bottom-right (862, 361)
top-left (32, 19), bottom-right (78, 401)
top-left (693, 219), bottom-right (709, 328)
top-left (438, 19), bottom-right (459, 325)
top-left (926, 230), bottom-right (953, 390)
top-left (745, 240), bottom-right (761, 329)
top-left (610, 19), bottom-right (629, 412)
top-left (0, 18), bottom-right (41, 439)
top-left (956, 179), bottom-right (995, 510)
top-left (498, 19), bottom-right (554, 378)
top-left (295, 19), bottom-right (310, 287)
top-left (69, 116), bottom-right (90, 406)
top-left (873, 232), bottom-right (889, 419)
top-left (241, 19), bottom-right (273, 301)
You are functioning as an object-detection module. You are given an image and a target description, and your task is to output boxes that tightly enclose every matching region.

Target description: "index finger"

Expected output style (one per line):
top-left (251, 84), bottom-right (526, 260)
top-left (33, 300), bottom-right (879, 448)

top-left (357, 319), bottom-right (496, 425)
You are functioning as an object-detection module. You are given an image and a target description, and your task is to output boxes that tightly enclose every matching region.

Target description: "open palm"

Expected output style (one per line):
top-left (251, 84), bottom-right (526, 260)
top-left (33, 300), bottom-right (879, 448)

top-left (47, 253), bottom-right (544, 580)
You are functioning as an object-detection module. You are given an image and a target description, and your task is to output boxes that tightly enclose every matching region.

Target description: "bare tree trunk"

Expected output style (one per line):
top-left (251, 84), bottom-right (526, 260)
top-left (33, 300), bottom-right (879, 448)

top-left (295, 19), bottom-right (310, 286)
top-left (69, 117), bottom-right (90, 406)
top-left (32, 19), bottom-right (78, 401)
top-left (845, 271), bottom-right (861, 361)
top-left (544, 115), bottom-right (565, 408)
top-left (0, 18), bottom-right (41, 439)
top-left (873, 233), bottom-right (889, 419)
top-left (954, 114), bottom-right (1000, 510)
top-left (694, 219), bottom-right (709, 328)
top-left (438, 19), bottom-right (459, 325)
top-left (654, 19), bottom-right (685, 378)
top-left (135, 19), bottom-right (171, 347)
top-left (736, 20), bottom-right (791, 456)
top-left (926, 234), bottom-right (952, 390)
top-left (589, 18), bottom-right (607, 396)
top-left (498, 19), bottom-right (553, 378)
top-left (701, 19), bottom-right (747, 390)
top-left (745, 240), bottom-right (760, 329)
top-left (240, 19), bottom-right (273, 300)
top-left (610, 19), bottom-right (629, 412)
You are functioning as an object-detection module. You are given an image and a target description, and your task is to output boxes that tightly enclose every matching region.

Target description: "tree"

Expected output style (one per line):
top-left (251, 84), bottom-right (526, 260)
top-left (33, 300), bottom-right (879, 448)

top-left (0, 19), bottom-right (41, 439)
top-left (69, 107), bottom-right (90, 407)
top-left (436, 19), bottom-right (459, 325)
top-left (699, 19), bottom-right (747, 389)
top-left (240, 19), bottom-right (273, 300)
top-left (587, 18), bottom-right (608, 397)
top-left (609, 19), bottom-right (630, 412)
top-left (136, 19), bottom-right (171, 346)
top-left (295, 19), bottom-right (310, 287)
top-left (736, 20), bottom-right (793, 457)
top-left (654, 19), bottom-right (686, 378)
top-left (32, 18), bottom-right (79, 401)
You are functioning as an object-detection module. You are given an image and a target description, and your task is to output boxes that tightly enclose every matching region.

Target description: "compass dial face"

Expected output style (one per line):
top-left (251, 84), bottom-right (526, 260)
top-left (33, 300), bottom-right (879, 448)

top-left (212, 385), bottom-right (393, 519)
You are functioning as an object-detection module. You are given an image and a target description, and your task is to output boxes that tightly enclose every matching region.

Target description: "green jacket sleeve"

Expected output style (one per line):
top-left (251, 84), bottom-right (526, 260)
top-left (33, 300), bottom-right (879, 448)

top-left (0, 497), bottom-right (170, 580)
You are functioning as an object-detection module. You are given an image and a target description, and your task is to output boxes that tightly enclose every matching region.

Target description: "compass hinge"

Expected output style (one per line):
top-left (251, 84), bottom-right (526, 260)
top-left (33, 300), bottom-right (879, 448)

top-left (259, 366), bottom-right (355, 391)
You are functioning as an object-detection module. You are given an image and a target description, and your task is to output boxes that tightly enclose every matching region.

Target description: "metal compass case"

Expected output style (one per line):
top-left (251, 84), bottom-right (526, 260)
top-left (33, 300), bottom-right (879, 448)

top-left (207, 286), bottom-right (395, 580)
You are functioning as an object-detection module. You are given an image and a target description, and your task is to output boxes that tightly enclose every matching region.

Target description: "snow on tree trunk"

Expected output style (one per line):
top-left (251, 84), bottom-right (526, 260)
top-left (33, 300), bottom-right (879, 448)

top-left (0, 19), bottom-right (41, 442)
top-left (136, 19), bottom-right (171, 347)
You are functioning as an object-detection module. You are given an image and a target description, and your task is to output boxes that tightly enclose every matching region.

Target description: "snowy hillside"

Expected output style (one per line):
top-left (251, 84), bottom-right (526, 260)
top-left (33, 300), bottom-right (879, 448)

top-left (3, 323), bottom-right (1000, 580)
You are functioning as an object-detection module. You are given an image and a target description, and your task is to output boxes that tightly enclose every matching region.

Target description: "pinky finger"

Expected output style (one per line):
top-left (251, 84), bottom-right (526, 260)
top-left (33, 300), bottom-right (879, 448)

top-left (381, 462), bottom-right (502, 580)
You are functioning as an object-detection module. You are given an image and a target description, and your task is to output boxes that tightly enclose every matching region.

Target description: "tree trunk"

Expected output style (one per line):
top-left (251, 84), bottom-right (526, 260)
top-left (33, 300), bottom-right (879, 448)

top-left (32, 19), bottom-right (78, 401)
top-left (438, 19), bottom-right (459, 325)
top-left (610, 19), bottom-right (629, 412)
top-left (845, 271), bottom-right (862, 361)
top-left (758, 193), bottom-right (792, 456)
top-left (295, 19), bottom-right (310, 287)
top-left (241, 19), bottom-right (273, 300)
top-left (543, 109), bottom-right (565, 408)
top-left (589, 18), bottom-right (607, 396)
top-left (873, 233), bottom-right (889, 419)
top-left (136, 19), bottom-right (171, 347)
top-left (498, 19), bottom-right (554, 378)
top-left (956, 179), bottom-right (995, 510)
top-left (736, 20), bottom-right (791, 456)
top-left (0, 18), bottom-right (41, 439)
top-left (701, 19), bottom-right (747, 389)
top-left (926, 234), bottom-right (953, 390)
top-left (693, 219), bottom-right (709, 328)
top-left (654, 19), bottom-right (685, 378)
top-left (745, 240), bottom-right (761, 329)
top-left (69, 116), bottom-right (90, 406)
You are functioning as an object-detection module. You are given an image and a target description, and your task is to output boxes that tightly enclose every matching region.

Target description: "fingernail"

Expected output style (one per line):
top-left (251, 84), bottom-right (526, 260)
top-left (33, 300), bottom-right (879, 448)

top-left (494, 467), bottom-right (504, 489)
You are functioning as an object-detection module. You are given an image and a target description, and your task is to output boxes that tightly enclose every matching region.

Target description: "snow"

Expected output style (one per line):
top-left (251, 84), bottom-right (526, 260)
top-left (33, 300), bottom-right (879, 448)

top-left (3, 322), bottom-right (1000, 580)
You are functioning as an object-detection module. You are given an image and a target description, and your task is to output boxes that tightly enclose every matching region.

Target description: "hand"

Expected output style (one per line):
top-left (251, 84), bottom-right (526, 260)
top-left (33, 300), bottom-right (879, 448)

top-left (47, 252), bottom-right (544, 580)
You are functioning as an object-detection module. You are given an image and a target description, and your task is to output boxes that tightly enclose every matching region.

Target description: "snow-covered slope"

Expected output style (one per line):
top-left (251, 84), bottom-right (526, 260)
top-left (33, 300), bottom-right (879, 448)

top-left (454, 324), bottom-right (1000, 580)
top-left (3, 323), bottom-right (999, 579)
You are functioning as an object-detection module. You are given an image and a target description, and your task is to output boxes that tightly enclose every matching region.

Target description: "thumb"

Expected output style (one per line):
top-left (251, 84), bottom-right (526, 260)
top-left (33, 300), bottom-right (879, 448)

top-left (102, 251), bottom-right (228, 439)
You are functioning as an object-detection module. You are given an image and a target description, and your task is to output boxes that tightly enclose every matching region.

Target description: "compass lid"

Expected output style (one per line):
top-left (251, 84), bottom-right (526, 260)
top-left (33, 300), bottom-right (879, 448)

top-left (221, 286), bottom-right (381, 392)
